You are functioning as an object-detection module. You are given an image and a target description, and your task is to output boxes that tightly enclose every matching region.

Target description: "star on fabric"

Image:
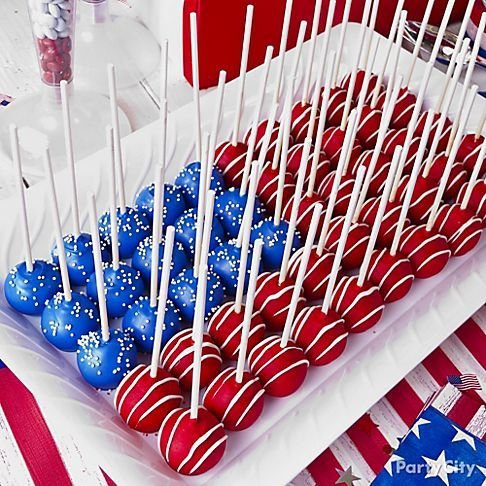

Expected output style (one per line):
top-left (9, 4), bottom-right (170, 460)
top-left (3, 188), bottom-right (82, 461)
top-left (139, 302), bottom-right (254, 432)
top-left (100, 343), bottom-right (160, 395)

top-left (384, 454), bottom-right (404, 476)
top-left (411, 418), bottom-right (431, 439)
top-left (335, 466), bottom-right (361, 486)
top-left (451, 424), bottom-right (476, 450)
top-left (477, 465), bottom-right (486, 476)
top-left (423, 451), bottom-right (458, 486)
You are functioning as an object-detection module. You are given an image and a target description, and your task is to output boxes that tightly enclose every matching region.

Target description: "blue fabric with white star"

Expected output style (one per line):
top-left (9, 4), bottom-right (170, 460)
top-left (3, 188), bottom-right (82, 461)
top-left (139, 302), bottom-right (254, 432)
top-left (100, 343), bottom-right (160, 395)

top-left (373, 406), bottom-right (486, 485)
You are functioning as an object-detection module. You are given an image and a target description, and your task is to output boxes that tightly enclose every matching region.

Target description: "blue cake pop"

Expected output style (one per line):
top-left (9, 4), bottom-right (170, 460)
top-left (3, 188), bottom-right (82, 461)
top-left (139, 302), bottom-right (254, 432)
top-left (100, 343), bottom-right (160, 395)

top-left (41, 292), bottom-right (100, 352)
top-left (215, 187), bottom-right (266, 239)
top-left (208, 240), bottom-right (252, 296)
top-left (4, 260), bottom-right (62, 316)
top-left (86, 263), bottom-right (145, 318)
top-left (98, 207), bottom-right (151, 259)
top-left (135, 183), bottom-right (187, 226)
top-left (51, 233), bottom-right (111, 287)
top-left (250, 218), bottom-right (302, 270)
top-left (174, 208), bottom-right (225, 258)
top-left (132, 234), bottom-right (189, 285)
top-left (77, 329), bottom-right (138, 390)
top-left (174, 161), bottom-right (226, 207)
top-left (168, 267), bottom-right (224, 322)
top-left (122, 296), bottom-right (182, 353)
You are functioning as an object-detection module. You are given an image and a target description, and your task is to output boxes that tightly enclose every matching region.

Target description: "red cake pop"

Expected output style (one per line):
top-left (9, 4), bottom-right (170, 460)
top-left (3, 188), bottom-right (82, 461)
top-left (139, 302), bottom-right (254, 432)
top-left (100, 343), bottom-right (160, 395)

top-left (245, 119), bottom-right (282, 162)
top-left (383, 128), bottom-right (421, 175)
top-left (317, 169), bottom-right (354, 213)
top-left (415, 111), bottom-right (453, 152)
top-left (282, 192), bottom-right (326, 237)
top-left (341, 69), bottom-right (381, 103)
top-left (321, 126), bottom-right (362, 168)
top-left (458, 134), bottom-right (486, 175)
top-left (290, 101), bottom-right (315, 144)
top-left (356, 105), bottom-right (382, 149)
top-left (351, 150), bottom-right (391, 197)
top-left (325, 87), bottom-right (351, 127)
top-left (256, 161), bottom-right (295, 212)
top-left (395, 174), bottom-right (437, 224)
top-left (457, 179), bottom-right (486, 225)
top-left (115, 365), bottom-right (183, 433)
top-left (291, 306), bottom-right (347, 366)
top-left (433, 204), bottom-right (483, 257)
top-left (215, 142), bottom-right (248, 188)
top-left (287, 144), bottom-right (331, 184)
top-left (376, 87), bottom-right (417, 130)
top-left (367, 248), bottom-right (414, 303)
top-left (159, 406), bottom-right (227, 475)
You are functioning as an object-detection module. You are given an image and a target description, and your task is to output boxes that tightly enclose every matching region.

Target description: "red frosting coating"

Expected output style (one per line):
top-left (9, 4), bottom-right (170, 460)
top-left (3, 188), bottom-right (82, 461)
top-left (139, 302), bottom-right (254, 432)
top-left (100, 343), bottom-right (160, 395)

top-left (457, 180), bottom-right (486, 226)
top-left (203, 367), bottom-right (265, 431)
top-left (256, 162), bottom-right (296, 212)
top-left (114, 365), bottom-right (183, 433)
top-left (356, 105), bottom-right (382, 149)
top-left (282, 193), bottom-right (326, 237)
top-left (457, 134), bottom-right (486, 176)
top-left (291, 306), bottom-right (348, 366)
top-left (414, 111), bottom-right (453, 153)
top-left (396, 175), bottom-right (438, 224)
top-left (159, 406), bottom-right (226, 475)
top-left (317, 172), bottom-right (355, 216)
top-left (367, 248), bottom-right (414, 303)
top-left (287, 143), bottom-right (331, 186)
top-left (331, 275), bottom-right (384, 333)
top-left (290, 101), bottom-right (316, 144)
top-left (324, 87), bottom-right (350, 127)
top-left (422, 153), bottom-right (468, 200)
top-left (214, 141), bottom-right (248, 188)
top-left (207, 302), bottom-right (266, 361)
top-left (248, 335), bottom-right (309, 397)
top-left (160, 329), bottom-right (222, 389)
top-left (254, 272), bottom-right (305, 332)
top-left (288, 246), bottom-right (337, 301)
top-left (433, 203), bottom-right (483, 257)
top-left (375, 87), bottom-right (417, 130)
top-left (383, 128), bottom-right (421, 174)
top-left (244, 119), bottom-right (282, 162)
top-left (399, 224), bottom-right (451, 278)
top-left (352, 150), bottom-right (392, 197)
top-left (321, 127), bottom-right (362, 168)
top-left (341, 70), bottom-right (381, 103)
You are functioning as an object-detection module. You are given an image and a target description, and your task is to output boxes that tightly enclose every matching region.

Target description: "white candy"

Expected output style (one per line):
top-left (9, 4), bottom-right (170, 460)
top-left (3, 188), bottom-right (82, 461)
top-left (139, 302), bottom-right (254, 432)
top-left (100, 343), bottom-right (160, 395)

top-left (43, 26), bottom-right (58, 40)
top-left (58, 2), bottom-right (70, 10)
top-left (58, 29), bottom-right (69, 38)
top-left (60, 9), bottom-right (70, 20)
top-left (48, 3), bottom-right (61, 18)
top-left (54, 17), bottom-right (66, 32)
top-left (33, 22), bottom-right (45, 39)
top-left (52, 0), bottom-right (65, 4)
top-left (39, 13), bottom-right (57, 28)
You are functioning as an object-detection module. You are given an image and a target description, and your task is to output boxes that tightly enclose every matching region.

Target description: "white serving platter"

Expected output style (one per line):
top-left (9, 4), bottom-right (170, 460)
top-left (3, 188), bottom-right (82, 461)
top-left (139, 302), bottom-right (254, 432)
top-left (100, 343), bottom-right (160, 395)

top-left (0, 24), bottom-right (485, 486)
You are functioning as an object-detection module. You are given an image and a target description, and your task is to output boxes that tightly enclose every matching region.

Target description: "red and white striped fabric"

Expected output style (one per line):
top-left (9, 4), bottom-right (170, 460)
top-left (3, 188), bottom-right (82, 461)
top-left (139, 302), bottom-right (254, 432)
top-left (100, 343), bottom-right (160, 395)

top-left (292, 307), bottom-right (486, 486)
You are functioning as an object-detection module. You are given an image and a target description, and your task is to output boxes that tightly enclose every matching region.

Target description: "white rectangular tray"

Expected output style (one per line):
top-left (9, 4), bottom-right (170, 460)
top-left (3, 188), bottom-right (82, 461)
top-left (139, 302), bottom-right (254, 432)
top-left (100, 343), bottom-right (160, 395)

top-left (0, 24), bottom-right (485, 486)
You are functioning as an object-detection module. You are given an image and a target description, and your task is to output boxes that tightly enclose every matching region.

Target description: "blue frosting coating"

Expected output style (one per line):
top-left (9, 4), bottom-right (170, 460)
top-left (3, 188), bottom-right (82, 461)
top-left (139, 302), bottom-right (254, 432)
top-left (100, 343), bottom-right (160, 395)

top-left (134, 183), bottom-right (187, 226)
top-left (250, 218), bottom-right (302, 271)
top-left (4, 260), bottom-right (62, 316)
top-left (208, 240), bottom-right (252, 296)
top-left (51, 233), bottom-right (111, 286)
top-left (98, 207), bottom-right (151, 259)
top-left (174, 161), bottom-right (226, 207)
top-left (215, 187), bottom-right (266, 239)
top-left (86, 263), bottom-right (145, 319)
top-left (168, 267), bottom-right (224, 322)
top-left (174, 208), bottom-right (225, 258)
top-left (41, 292), bottom-right (100, 352)
top-left (122, 296), bottom-right (182, 353)
top-left (132, 234), bottom-right (189, 285)
top-left (76, 328), bottom-right (138, 390)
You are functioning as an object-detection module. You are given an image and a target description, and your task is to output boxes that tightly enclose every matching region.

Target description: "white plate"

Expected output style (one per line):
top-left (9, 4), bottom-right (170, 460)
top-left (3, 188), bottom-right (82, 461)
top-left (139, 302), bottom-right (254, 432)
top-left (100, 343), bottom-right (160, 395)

top-left (0, 24), bottom-right (485, 486)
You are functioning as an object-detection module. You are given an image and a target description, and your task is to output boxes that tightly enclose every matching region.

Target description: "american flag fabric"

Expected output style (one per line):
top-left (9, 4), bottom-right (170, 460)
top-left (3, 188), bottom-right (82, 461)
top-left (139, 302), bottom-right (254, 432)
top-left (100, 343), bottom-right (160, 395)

top-left (448, 374), bottom-right (482, 391)
top-left (373, 406), bottom-right (486, 485)
top-left (292, 308), bottom-right (486, 486)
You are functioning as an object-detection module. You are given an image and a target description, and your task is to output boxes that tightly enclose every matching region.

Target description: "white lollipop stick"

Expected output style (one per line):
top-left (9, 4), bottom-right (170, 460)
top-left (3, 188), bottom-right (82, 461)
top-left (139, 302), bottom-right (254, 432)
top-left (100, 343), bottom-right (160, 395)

top-left (333, 0), bottom-right (353, 86)
top-left (339, 0), bottom-right (373, 130)
top-left (281, 203), bottom-right (323, 347)
top-left (370, 0), bottom-right (404, 108)
top-left (159, 95), bottom-right (168, 168)
top-left (317, 110), bottom-right (358, 254)
top-left (307, 51), bottom-right (336, 198)
top-left (232, 5), bottom-right (254, 146)
top-left (425, 0), bottom-right (456, 66)
top-left (107, 64), bottom-right (126, 213)
top-left (257, 103), bottom-right (279, 169)
top-left (190, 12), bottom-right (202, 162)
top-left (150, 165), bottom-right (164, 308)
top-left (150, 226), bottom-right (175, 378)
top-left (241, 46), bottom-right (273, 195)
top-left (322, 166), bottom-right (366, 313)
top-left (88, 194), bottom-right (110, 343)
top-left (10, 125), bottom-right (33, 272)
top-left (235, 162), bottom-right (260, 313)
top-left (194, 133), bottom-right (210, 275)
top-left (208, 70), bottom-right (227, 170)
top-left (427, 86), bottom-right (478, 231)
top-left (236, 239), bottom-right (263, 383)
top-left (354, 75), bottom-right (402, 220)
top-left (359, 0), bottom-right (380, 70)
top-left (279, 137), bottom-right (313, 283)
top-left (200, 190), bottom-right (215, 271)
top-left (390, 110), bottom-right (436, 256)
top-left (274, 85), bottom-right (294, 224)
top-left (107, 127), bottom-right (120, 271)
top-left (160, 39), bottom-right (169, 103)
top-left (423, 41), bottom-right (469, 177)
top-left (302, 0), bottom-right (324, 105)
top-left (448, 13), bottom-right (486, 151)
top-left (60, 80), bottom-right (80, 237)
top-left (475, 113), bottom-right (486, 140)
top-left (190, 262), bottom-right (207, 420)
top-left (290, 20), bottom-right (308, 87)
top-left (357, 146), bottom-right (401, 287)
top-left (380, 11), bottom-right (407, 114)
top-left (43, 147), bottom-right (71, 302)
top-left (436, 0), bottom-right (475, 112)
top-left (273, 0), bottom-right (294, 103)
top-left (461, 137), bottom-right (486, 210)
top-left (404, 0), bottom-right (437, 86)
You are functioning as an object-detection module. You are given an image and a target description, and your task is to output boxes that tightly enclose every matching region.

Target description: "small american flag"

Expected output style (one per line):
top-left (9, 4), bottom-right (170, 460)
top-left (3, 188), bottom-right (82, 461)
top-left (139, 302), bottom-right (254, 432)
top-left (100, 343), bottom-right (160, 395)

top-left (0, 94), bottom-right (13, 107)
top-left (448, 374), bottom-right (482, 391)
